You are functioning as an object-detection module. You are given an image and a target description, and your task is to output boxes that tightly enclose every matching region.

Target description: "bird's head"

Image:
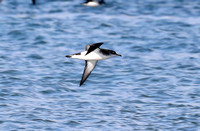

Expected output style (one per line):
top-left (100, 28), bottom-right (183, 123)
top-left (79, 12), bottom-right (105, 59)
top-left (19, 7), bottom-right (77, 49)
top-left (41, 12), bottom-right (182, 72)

top-left (108, 50), bottom-right (122, 57)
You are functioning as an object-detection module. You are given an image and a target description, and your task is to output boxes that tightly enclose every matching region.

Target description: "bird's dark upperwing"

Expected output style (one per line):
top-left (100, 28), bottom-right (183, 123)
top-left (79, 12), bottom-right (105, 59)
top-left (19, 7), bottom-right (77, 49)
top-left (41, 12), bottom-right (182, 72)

top-left (85, 42), bottom-right (103, 56)
top-left (80, 60), bottom-right (98, 86)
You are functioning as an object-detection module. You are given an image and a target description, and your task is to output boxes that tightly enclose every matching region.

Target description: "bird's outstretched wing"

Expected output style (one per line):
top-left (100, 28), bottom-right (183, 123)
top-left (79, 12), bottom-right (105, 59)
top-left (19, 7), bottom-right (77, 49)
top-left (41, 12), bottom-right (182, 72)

top-left (80, 60), bottom-right (98, 86)
top-left (85, 42), bottom-right (103, 56)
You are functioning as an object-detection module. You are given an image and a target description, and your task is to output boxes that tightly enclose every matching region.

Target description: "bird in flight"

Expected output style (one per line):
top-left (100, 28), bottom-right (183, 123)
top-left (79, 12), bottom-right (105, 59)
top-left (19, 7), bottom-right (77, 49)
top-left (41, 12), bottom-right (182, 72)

top-left (66, 42), bottom-right (121, 86)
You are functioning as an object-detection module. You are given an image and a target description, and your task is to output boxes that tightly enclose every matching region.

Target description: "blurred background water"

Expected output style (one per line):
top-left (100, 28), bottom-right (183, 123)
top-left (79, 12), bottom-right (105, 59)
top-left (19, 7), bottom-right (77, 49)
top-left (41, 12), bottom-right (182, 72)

top-left (0, 0), bottom-right (200, 130)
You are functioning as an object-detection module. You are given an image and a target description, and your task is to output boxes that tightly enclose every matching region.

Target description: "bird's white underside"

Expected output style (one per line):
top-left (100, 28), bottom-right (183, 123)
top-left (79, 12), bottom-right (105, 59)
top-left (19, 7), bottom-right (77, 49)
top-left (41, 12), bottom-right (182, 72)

top-left (70, 49), bottom-right (113, 60)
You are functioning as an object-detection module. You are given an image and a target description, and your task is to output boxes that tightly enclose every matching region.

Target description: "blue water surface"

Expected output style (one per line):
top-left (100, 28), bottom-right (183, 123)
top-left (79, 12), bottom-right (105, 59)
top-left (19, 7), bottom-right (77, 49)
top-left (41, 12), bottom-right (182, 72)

top-left (1, 0), bottom-right (200, 130)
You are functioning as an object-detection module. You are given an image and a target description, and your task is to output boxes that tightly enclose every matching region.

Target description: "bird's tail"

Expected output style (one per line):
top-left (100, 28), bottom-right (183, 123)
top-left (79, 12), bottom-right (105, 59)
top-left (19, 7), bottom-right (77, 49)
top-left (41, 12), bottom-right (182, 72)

top-left (65, 55), bottom-right (71, 58)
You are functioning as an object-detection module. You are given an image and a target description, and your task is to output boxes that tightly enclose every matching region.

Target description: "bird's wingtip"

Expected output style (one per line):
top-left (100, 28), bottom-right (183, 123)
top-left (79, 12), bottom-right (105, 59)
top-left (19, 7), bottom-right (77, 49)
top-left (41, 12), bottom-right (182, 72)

top-left (79, 82), bottom-right (83, 86)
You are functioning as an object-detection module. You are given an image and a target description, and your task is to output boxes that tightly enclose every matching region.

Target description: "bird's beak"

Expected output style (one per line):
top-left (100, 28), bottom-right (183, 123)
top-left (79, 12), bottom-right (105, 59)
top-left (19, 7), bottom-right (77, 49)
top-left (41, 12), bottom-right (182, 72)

top-left (117, 54), bottom-right (122, 56)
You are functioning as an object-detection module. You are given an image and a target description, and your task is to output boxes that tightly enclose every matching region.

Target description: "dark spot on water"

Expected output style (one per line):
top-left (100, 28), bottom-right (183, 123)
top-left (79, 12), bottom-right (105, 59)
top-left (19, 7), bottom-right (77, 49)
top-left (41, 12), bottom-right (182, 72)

top-left (32, 119), bottom-right (55, 123)
top-left (27, 54), bottom-right (43, 59)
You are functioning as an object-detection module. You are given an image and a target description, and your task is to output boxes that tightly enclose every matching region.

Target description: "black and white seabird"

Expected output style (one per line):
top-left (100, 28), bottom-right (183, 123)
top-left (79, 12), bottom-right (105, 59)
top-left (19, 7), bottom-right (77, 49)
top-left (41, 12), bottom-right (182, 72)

top-left (66, 42), bottom-right (121, 86)
top-left (82, 0), bottom-right (105, 7)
